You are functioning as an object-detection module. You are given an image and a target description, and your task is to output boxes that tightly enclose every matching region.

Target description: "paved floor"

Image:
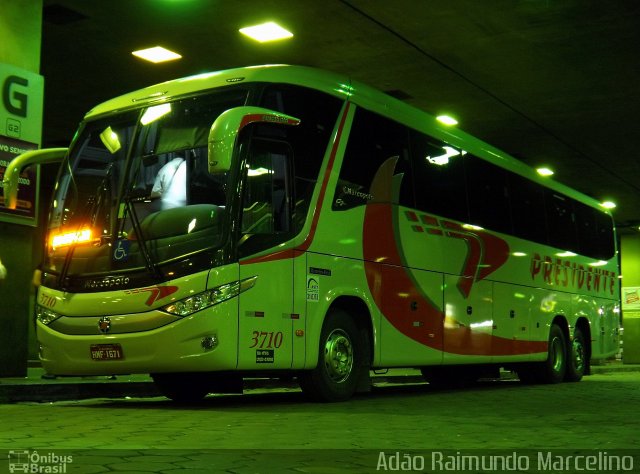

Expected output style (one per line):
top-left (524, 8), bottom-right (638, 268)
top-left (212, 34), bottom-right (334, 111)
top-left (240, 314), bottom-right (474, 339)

top-left (1, 371), bottom-right (639, 473)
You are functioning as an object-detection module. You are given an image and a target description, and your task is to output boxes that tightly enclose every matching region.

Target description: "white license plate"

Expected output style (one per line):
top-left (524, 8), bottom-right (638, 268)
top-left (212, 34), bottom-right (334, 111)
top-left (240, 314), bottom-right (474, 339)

top-left (90, 344), bottom-right (124, 361)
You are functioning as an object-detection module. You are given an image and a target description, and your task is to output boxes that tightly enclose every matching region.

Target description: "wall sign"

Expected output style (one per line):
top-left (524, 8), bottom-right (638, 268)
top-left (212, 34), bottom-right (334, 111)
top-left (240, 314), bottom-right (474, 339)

top-left (0, 63), bottom-right (44, 226)
top-left (622, 287), bottom-right (640, 311)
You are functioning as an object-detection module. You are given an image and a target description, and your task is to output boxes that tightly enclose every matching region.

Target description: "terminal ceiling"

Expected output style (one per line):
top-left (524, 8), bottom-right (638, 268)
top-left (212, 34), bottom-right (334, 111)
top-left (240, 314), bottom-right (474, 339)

top-left (40, 0), bottom-right (640, 234)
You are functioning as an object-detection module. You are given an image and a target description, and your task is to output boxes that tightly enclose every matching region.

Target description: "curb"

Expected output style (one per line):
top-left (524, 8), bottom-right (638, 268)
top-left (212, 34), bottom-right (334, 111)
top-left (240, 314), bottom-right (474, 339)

top-left (1, 365), bottom-right (638, 403)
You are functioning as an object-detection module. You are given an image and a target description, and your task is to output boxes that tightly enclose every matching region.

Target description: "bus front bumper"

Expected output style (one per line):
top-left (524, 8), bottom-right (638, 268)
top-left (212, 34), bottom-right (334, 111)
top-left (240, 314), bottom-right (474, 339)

top-left (37, 306), bottom-right (238, 376)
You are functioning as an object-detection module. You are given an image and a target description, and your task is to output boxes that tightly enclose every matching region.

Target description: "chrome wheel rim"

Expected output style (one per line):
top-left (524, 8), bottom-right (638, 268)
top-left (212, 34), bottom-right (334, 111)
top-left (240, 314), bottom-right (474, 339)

top-left (550, 335), bottom-right (565, 374)
top-left (323, 328), bottom-right (353, 383)
top-left (572, 337), bottom-right (585, 372)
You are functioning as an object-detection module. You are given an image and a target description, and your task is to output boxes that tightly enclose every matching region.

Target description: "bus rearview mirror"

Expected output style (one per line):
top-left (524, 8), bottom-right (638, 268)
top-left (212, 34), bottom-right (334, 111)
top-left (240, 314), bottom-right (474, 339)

top-left (208, 106), bottom-right (300, 174)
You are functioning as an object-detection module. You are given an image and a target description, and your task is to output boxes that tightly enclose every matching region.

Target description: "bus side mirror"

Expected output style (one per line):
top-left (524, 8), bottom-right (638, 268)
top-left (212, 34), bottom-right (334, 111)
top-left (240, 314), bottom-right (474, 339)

top-left (208, 106), bottom-right (300, 173)
top-left (2, 148), bottom-right (67, 209)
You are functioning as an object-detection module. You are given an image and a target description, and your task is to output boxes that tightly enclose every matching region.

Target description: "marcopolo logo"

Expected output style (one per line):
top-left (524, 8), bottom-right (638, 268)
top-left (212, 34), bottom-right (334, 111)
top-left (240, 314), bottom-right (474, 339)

top-left (7, 450), bottom-right (73, 473)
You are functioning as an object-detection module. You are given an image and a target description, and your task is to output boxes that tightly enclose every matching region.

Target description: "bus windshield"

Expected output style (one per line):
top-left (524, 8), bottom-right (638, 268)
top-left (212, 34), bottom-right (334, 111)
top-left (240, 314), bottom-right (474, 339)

top-left (45, 88), bottom-right (248, 279)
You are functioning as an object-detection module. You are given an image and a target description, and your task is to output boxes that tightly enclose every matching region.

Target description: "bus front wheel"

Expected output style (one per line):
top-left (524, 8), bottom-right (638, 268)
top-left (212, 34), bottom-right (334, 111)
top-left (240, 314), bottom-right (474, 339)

top-left (299, 309), bottom-right (363, 402)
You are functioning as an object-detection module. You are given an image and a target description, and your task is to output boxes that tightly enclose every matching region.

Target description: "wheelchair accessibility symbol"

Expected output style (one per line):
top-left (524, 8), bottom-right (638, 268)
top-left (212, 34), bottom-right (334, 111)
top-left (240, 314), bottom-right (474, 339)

top-left (113, 239), bottom-right (130, 262)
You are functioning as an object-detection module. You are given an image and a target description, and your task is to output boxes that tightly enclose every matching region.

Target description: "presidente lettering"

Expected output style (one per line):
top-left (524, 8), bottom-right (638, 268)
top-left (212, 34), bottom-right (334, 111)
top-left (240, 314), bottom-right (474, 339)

top-left (530, 253), bottom-right (616, 295)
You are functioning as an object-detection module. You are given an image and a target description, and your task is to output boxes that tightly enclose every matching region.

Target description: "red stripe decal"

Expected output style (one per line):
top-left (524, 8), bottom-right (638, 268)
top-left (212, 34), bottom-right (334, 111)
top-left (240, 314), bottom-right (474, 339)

top-left (296, 101), bottom-right (352, 252)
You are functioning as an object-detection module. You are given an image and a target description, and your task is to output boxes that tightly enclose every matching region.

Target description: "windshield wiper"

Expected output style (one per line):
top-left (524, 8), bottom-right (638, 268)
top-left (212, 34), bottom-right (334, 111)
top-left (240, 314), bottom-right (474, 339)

top-left (121, 194), bottom-right (164, 280)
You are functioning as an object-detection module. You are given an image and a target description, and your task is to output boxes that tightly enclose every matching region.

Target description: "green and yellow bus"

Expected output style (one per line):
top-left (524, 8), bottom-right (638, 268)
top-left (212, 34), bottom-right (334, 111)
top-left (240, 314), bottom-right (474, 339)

top-left (3, 65), bottom-right (620, 401)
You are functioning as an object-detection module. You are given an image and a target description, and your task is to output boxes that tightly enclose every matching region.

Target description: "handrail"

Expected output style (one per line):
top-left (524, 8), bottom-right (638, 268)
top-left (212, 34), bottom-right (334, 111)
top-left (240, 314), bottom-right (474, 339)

top-left (2, 148), bottom-right (67, 209)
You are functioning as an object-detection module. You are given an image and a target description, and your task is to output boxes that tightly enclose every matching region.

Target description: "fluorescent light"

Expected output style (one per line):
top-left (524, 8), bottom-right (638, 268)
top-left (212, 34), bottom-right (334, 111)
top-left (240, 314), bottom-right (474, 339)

top-left (247, 167), bottom-right (270, 177)
top-left (426, 146), bottom-right (464, 166)
top-left (536, 167), bottom-right (554, 177)
top-left (239, 22), bottom-right (293, 43)
top-left (436, 115), bottom-right (458, 126)
top-left (556, 251), bottom-right (577, 257)
top-left (600, 201), bottom-right (616, 209)
top-left (140, 103), bottom-right (172, 125)
top-left (132, 46), bottom-right (182, 63)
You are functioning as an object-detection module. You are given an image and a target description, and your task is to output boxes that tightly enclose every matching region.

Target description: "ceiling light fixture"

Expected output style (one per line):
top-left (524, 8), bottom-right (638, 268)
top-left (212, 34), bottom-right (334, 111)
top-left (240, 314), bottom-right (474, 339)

top-left (436, 115), bottom-right (458, 126)
top-left (536, 167), bottom-right (554, 177)
top-left (239, 21), bottom-right (293, 43)
top-left (132, 46), bottom-right (182, 63)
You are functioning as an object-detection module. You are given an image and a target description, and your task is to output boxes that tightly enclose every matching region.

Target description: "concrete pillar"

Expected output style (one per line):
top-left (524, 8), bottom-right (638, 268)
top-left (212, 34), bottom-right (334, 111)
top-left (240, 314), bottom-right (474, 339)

top-left (620, 234), bottom-right (640, 364)
top-left (0, 0), bottom-right (43, 376)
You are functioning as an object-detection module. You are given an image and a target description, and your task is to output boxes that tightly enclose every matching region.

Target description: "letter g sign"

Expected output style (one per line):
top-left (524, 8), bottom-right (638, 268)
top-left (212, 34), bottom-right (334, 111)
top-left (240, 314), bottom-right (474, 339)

top-left (3, 75), bottom-right (28, 117)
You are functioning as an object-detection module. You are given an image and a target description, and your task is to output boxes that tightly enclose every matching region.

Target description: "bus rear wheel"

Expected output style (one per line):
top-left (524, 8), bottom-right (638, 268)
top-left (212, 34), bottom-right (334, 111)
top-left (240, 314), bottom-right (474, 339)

top-left (565, 327), bottom-right (587, 382)
top-left (299, 309), bottom-right (363, 402)
top-left (541, 324), bottom-right (567, 383)
top-left (517, 323), bottom-right (567, 384)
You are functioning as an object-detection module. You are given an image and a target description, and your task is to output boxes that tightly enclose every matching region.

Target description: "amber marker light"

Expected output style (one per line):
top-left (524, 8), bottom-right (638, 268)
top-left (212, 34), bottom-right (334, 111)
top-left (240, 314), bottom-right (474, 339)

top-left (132, 46), bottom-right (182, 63)
top-left (239, 22), bottom-right (293, 42)
top-left (50, 229), bottom-right (92, 249)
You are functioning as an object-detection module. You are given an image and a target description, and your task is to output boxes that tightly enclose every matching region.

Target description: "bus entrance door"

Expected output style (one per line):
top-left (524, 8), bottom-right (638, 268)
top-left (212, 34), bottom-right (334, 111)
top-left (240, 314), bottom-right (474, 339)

top-left (237, 259), bottom-right (294, 370)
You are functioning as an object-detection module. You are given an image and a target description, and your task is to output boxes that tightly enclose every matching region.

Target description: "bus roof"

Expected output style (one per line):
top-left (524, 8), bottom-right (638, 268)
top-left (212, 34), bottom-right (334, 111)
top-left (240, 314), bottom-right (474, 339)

top-left (84, 64), bottom-right (610, 215)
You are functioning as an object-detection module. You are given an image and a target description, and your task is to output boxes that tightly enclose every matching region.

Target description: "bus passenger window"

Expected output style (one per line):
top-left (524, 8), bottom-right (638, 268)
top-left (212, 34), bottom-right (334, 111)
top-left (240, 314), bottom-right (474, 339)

top-left (594, 211), bottom-right (615, 260)
top-left (545, 191), bottom-right (577, 252)
top-left (508, 173), bottom-right (548, 244)
top-left (410, 131), bottom-right (468, 223)
top-left (465, 155), bottom-right (512, 234)
top-left (334, 108), bottom-right (413, 210)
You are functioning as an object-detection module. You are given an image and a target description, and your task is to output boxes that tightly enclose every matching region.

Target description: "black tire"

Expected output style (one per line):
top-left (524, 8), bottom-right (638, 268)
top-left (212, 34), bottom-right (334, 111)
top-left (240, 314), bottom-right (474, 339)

top-left (517, 324), bottom-right (567, 384)
top-left (538, 324), bottom-right (567, 384)
top-left (151, 373), bottom-right (211, 402)
top-left (565, 327), bottom-right (587, 382)
top-left (299, 309), bottom-right (363, 402)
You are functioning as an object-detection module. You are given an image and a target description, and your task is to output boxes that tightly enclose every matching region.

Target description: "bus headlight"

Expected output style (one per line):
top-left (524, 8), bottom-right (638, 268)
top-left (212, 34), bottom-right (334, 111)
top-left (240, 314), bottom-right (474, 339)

top-left (162, 275), bottom-right (257, 317)
top-left (36, 305), bottom-right (62, 325)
